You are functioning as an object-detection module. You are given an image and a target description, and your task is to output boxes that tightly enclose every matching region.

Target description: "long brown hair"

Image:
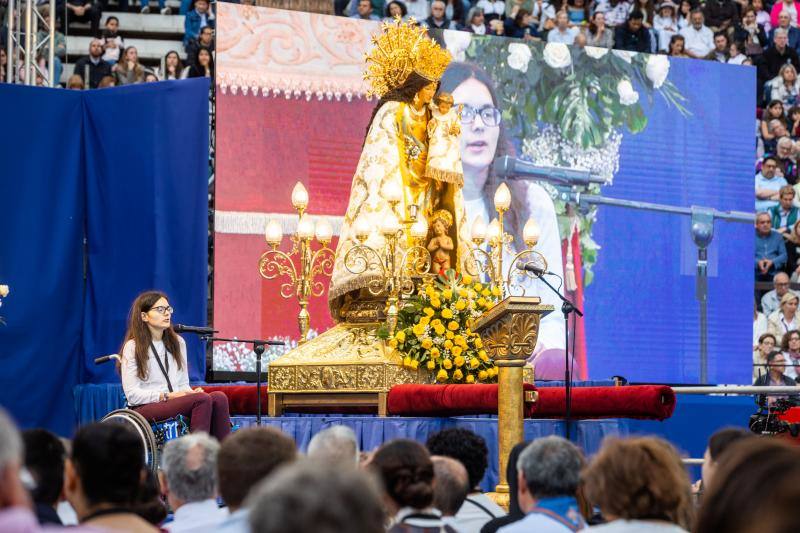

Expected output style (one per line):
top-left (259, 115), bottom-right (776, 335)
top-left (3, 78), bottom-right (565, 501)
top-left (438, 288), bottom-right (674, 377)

top-left (120, 291), bottom-right (184, 380)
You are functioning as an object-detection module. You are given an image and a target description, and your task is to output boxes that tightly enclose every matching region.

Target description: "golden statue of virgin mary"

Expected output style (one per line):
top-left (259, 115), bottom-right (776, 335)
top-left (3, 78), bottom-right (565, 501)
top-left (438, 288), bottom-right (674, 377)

top-left (328, 19), bottom-right (472, 321)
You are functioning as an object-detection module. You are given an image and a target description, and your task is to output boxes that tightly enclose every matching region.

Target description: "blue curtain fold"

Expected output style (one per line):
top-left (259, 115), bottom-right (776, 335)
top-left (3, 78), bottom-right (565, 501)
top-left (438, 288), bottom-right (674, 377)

top-left (0, 86), bottom-right (85, 436)
top-left (81, 79), bottom-right (210, 384)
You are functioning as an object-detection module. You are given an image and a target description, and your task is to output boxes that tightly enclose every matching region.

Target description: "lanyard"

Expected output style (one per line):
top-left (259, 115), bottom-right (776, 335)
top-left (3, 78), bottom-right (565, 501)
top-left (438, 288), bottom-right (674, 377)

top-left (150, 341), bottom-right (173, 393)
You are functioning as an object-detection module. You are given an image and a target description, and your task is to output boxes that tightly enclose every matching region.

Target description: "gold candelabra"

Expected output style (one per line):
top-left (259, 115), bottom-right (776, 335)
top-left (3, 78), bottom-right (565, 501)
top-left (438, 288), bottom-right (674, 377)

top-left (467, 183), bottom-right (547, 297)
top-left (258, 182), bottom-right (335, 344)
top-left (343, 181), bottom-right (432, 336)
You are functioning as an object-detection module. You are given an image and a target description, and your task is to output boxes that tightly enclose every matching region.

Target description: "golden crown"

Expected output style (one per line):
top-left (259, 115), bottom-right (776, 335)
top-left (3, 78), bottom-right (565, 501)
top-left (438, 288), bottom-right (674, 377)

top-left (363, 18), bottom-right (452, 98)
top-left (431, 209), bottom-right (454, 229)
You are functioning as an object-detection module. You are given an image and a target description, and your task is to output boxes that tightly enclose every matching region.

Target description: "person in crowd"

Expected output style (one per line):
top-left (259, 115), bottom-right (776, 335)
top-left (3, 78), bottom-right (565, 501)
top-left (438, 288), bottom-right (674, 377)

top-left (98, 75), bottom-right (116, 87)
top-left (481, 442), bottom-right (528, 533)
top-left (73, 38), bottom-right (112, 89)
top-left (465, 7), bottom-right (487, 33)
top-left (35, 18), bottom-right (66, 85)
top-left (443, 0), bottom-right (466, 26)
top-left (22, 429), bottom-right (66, 525)
top-left (615, 10), bottom-right (652, 51)
top-left (404, 0), bottom-right (430, 21)
top-left (753, 0), bottom-right (772, 33)
top-left (427, 428), bottom-right (505, 532)
top-left (629, 0), bottom-right (654, 27)
top-left (184, 0), bottom-right (215, 50)
top-left (139, 0), bottom-right (171, 15)
top-left (506, 0), bottom-right (532, 20)
top-left (754, 332), bottom-right (778, 381)
top-left (67, 74), bottom-right (85, 89)
top-left (566, 0), bottom-right (589, 25)
top-left (584, 11), bottom-right (615, 47)
top-left (594, 0), bottom-right (633, 27)
top-left (754, 350), bottom-right (798, 405)
top-left (754, 302), bottom-right (769, 351)
top-left (760, 100), bottom-right (788, 147)
top-left (695, 438), bottom-right (800, 533)
top-left (695, 428), bottom-right (751, 497)
top-left (307, 425), bottom-right (359, 467)
top-left (144, 71), bottom-right (159, 82)
top-left (733, 6), bottom-right (767, 58)
top-left (677, 0), bottom-right (692, 29)
top-left (762, 271), bottom-right (795, 316)
top-left (757, 156), bottom-right (790, 212)
top-left (64, 423), bottom-right (158, 532)
top-left (217, 427), bottom-right (297, 533)
top-left (120, 291), bottom-right (232, 441)
top-left (668, 33), bottom-right (688, 55)
top-left (505, 9), bottom-right (538, 39)
top-left (0, 49), bottom-right (7, 81)
top-left (780, 328), bottom-right (800, 377)
top-left (114, 46), bottom-right (146, 85)
top-left (769, 12), bottom-right (800, 50)
top-left (351, 0), bottom-right (382, 19)
top-left (62, 0), bottom-right (102, 37)
top-left (383, 0), bottom-right (409, 22)
top-left (768, 64), bottom-right (800, 107)
top-left (488, 17), bottom-right (506, 34)
top-left (653, 0), bottom-right (679, 51)
top-left (756, 211), bottom-right (789, 281)
top-left (477, 0), bottom-right (506, 23)
top-left (770, 0), bottom-right (800, 30)
top-left (770, 185), bottom-right (798, 234)
top-left (499, 436), bottom-right (585, 532)
top-left (431, 456), bottom-right (470, 530)
top-left (582, 437), bottom-right (693, 532)
top-left (532, 0), bottom-right (559, 33)
top-left (160, 51), bottom-right (184, 81)
top-left (762, 29), bottom-right (800, 83)
top-left (186, 26), bottom-right (214, 67)
top-left (186, 47), bottom-right (214, 78)
top-left (679, 9), bottom-right (715, 58)
top-left (424, 0), bottom-right (456, 29)
top-left (768, 291), bottom-right (800, 337)
top-left (727, 40), bottom-right (751, 64)
top-left (370, 439), bottom-right (447, 531)
top-left (788, 106), bottom-right (800, 138)
top-left (249, 461), bottom-right (385, 533)
top-left (160, 433), bottom-right (226, 532)
top-left (135, 469), bottom-right (168, 526)
top-left (703, 0), bottom-right (738, 31)
top-left (101, 16), bottom-right (124, 66)
top-left (765, 120), bottom-right (790, 154)
top-left (547, 10), bottom-right (578, 42)
top-left (705, 31), bottom-right (729, 61)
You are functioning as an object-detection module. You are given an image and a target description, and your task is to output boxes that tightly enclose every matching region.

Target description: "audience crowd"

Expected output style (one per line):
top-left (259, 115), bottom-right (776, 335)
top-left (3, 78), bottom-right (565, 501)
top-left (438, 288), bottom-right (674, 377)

top-left (1, 406), bottom-right (798, 533)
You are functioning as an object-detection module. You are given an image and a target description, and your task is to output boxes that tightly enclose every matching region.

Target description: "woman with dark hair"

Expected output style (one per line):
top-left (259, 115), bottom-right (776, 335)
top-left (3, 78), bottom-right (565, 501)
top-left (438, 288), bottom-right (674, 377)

top-left (159, 51), bottom-right (184, 81)
top-left (567, 0), bottom-right (590, 24)
top-left (668, 33), bottom-right (688, 56)
top-left (120, 291), bottom-right (231, 441)
top-left (370, 439), bottom-right (447, 531)
top-left (504, 8), bottom-right (537, 38)
top-left (438, 61), bottom-right (566, 376)
top-left (187, 46), bottom-right (214, 79)
top-left (384, 0), bottom-right (409, 21)
top-left (584, 11), bottom-right (615, 47)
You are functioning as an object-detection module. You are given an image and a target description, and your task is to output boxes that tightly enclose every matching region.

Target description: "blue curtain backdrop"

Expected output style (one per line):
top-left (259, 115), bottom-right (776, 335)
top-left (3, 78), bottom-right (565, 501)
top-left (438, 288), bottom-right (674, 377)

top-left (0, 86), bottom-right (85, 436)
top-left (0, 79), bottom-right (209, 435)
top-left (82, 79), bottom-right (209, 384)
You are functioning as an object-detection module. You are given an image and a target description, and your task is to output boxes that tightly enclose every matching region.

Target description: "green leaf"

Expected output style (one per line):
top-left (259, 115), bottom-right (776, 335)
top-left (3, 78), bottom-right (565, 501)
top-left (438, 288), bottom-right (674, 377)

top-left (625, 105), bottom-right (648, 133)
top-left (376, 325), bottom-right (389, 339)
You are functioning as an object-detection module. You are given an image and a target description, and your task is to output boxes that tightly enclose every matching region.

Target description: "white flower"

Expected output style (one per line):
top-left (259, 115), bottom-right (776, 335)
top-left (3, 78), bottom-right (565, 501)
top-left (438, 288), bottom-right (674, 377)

top-left (612, 49), bottom-right (637, 63)
top-left (584, 46), bottom-right (609, 59)
top-left (0, 285), bottom-right (8, 298)
top-left (645, 55), bottom-right (670, 89)
top-left (542, 42), bottom-right (571, 69)
top-left (444, 30), bottom-right (472, 62)
top-left (617, 79), bottom-right (639, 106)
top-left (507, 42), bottom-right (533, 72)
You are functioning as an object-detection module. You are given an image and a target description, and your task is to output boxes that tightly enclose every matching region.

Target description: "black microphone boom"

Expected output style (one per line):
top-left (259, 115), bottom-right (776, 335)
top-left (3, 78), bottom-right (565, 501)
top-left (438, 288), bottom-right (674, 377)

top-left (493, 156), bottom-right (607, 187)
top-left (94, 354), bottom-right (120, 365)
top-left (519, 263), bottom-right (554, 277)
top-left (173, 324), bottom-right (218, 335)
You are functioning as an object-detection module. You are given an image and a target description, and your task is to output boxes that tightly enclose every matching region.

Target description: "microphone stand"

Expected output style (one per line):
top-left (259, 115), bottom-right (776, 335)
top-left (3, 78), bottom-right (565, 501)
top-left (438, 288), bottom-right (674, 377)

top-left (200, 336), bottom-right (284, 426)
top-left (535, 274), bottom-right (583, 440)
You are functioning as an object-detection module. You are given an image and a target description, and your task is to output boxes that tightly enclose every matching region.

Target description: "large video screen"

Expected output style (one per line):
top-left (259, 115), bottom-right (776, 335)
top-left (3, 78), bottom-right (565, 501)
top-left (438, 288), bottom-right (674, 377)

top-left (214, 5), bottom-right (754, 384)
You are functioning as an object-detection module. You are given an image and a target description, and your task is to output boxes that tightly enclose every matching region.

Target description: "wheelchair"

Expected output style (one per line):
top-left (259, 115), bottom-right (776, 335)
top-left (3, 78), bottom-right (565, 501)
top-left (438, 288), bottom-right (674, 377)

top-left (100, 409), bottom-right (189, 472)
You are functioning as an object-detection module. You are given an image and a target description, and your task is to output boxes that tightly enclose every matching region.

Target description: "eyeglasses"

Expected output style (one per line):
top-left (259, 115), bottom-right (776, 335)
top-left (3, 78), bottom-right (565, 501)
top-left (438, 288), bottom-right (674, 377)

top-left (150, 306), bottom-right (174, 315)
top-left (460, 104), bottom-right (502, 127)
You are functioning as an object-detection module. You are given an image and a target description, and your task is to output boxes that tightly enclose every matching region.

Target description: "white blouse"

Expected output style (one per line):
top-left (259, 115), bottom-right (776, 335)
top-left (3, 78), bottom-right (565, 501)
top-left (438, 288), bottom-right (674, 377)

top-left (121, 337), bottom-right (192, 406)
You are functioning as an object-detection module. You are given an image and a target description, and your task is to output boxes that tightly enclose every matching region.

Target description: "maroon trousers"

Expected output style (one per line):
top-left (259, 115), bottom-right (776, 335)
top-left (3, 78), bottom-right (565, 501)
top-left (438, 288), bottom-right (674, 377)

top-left (133, 391), bottom-right (231, 441)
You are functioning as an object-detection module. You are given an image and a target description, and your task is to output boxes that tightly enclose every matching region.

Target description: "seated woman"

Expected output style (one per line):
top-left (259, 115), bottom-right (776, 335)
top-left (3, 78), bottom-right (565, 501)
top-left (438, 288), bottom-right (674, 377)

top-left (120, 291), bottom-right (231, 441)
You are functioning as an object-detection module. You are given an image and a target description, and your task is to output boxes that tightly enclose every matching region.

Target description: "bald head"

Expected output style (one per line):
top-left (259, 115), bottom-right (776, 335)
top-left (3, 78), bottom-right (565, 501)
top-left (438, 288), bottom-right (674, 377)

top-left (775, 272), bottom-right (791, 297)
top-left (431, 455), bottom-right (469, 516)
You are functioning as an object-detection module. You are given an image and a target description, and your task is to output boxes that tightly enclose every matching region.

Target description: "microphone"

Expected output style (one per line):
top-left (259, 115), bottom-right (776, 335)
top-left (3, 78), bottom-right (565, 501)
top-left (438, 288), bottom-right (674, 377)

top-left (173, 324), bottom-right (218, 335)
top-left (519, 262), bottom-right (556, 277)
top-left (94, 354), bottom-right (120, 365)
top-left (493, 156), bottom-right (607, 187)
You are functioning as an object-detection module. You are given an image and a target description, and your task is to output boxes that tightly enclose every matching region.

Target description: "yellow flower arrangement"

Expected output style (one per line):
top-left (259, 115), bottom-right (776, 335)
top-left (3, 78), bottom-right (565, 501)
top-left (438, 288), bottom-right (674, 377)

top-left (385, 269), bottom-right (499, 384)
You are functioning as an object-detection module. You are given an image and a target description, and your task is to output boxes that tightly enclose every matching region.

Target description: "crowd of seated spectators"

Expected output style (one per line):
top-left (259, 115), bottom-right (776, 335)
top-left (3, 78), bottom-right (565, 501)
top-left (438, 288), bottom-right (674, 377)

top-left (2, 407), bottom-right (799, 533)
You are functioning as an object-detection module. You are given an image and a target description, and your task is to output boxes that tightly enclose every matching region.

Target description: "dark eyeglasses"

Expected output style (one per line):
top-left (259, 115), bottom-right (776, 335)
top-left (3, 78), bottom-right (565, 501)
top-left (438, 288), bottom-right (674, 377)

top-left (150, 306), bottom-right (174, 315)
top-left (460, 104), bottom-right (502, 127)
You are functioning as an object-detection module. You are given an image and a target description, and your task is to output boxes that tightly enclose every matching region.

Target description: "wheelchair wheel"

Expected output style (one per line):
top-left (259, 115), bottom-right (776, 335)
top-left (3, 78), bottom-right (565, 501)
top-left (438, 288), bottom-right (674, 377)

top-left (100, 409), bottom-right (159, 471)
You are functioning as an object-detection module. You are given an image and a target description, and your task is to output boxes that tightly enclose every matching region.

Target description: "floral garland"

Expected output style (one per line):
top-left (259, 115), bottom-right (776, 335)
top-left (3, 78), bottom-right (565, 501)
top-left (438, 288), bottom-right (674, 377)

top-left (382, 270), bottom-right (499, 384)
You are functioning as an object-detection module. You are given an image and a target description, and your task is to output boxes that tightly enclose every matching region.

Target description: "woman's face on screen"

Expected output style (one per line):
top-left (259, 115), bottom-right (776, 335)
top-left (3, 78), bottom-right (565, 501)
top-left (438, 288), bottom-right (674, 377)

top-left (451, 77), bottom-right (500, 178)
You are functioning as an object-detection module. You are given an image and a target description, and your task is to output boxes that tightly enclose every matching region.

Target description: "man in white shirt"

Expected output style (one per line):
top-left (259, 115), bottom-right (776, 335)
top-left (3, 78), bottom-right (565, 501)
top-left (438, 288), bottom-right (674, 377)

top-left (547, 10), bottom-right (579, 44)
top-left (679, 9), bottom-right (714, 58)
top-left (161, 434), bottom-right (227, 533)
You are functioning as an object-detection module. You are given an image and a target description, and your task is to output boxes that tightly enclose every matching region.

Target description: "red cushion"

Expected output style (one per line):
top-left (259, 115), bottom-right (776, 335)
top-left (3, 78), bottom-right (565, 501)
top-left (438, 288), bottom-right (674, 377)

top-left (202, 385), bottom-right (269, 415)
top-left (387, 383), bottom-right (536, 417)
top-left (529, 386), bottom-right (676, 421)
